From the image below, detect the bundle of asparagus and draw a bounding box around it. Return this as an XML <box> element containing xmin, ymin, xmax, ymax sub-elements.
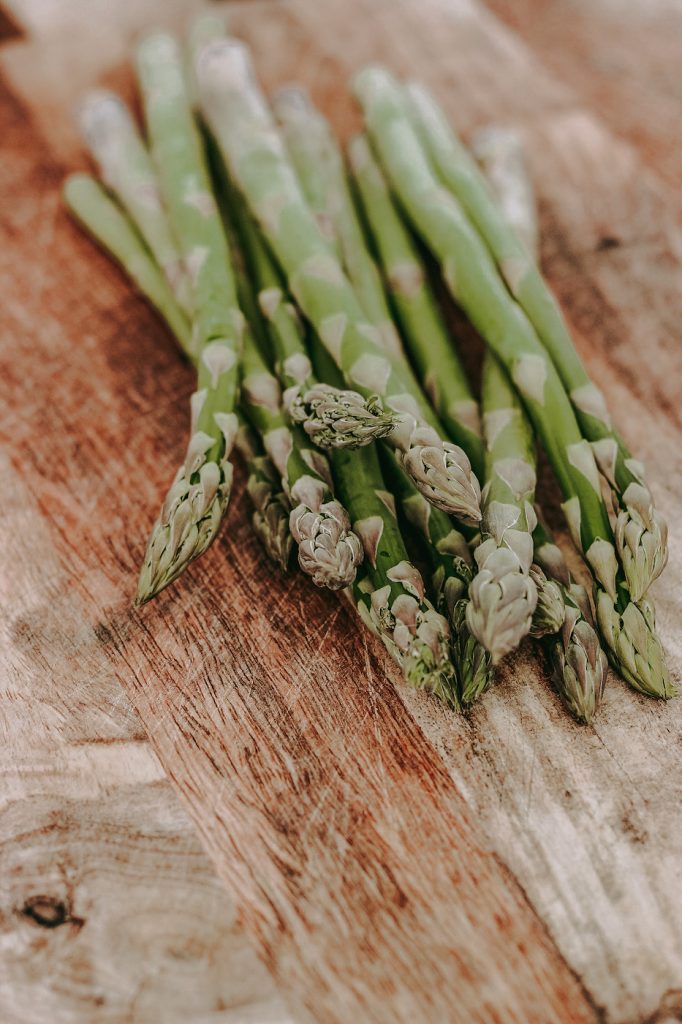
<box><xmin>63</xmin><ymin>19</ymin><xmax>674</xmax><ymax>724</ymax></box>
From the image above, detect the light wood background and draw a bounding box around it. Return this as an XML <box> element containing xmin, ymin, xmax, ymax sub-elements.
<box><xmin>1</xmin><ymin>1</ymin><xmax>681</xmax><ymax>1022</ymax></box>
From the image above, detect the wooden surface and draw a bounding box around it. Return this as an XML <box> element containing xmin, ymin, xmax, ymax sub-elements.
<box><xmin>1</xmin><ymin>1</ymin><xmax>681</xmax><ymax>1022</ymax></box>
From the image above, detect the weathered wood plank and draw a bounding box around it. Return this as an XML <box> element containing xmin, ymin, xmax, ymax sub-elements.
<box><xmin>1</xmin><ymin>0</ymin><xmax>681</xmax><ymax>1021</ymax></box>
<box><xmin>484</xmin><ymin>0</ymin><xmax>682</xmax><ymax>189</ymax></box>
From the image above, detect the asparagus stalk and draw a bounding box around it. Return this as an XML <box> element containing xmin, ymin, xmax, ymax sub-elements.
<box><xmin>533</xmin><ymin>516</ymin><xmax>608</xmax><ymax>723</ymax></box>
<box><xmin>75</xmin><ymin>89</ymin><xmax>194</xmax><ymax>314</ymax></box>
<box><xmin>67</xmin><ymin>163</ymin><xmax>356</xmax><ymax>588</ymax></box>
<box><xmin>234</xmin><ymin>417</ymin><xmax>294</xmax><ymax>572</ymax></box>
<box><xmin>348</xmin><ymin>133</ymin><xmax>485</xmax><ymax>479</ymax></box>
<box><xmin>273</xmin><ymin>87</ymin><xmax>403</xmax><ymax>359</ymax></box>
<box><xmin>64</xmin><ymin>174</ymin><xmax>293</xmax><ymax>573</ymax></box>
<box><xmin>63</xmin><ymin>173</ymin><xmax>192</xmax><ymax>352</ymax></box>
<box><xmin>406</xmin><ymin>81</ymin><xmax>667</xmax><ymax>602</ymax></box>
<box><xmin>228</xmin><ymin>183</ymin><xmax>399</xmax><ymax>448</ymax></box>
<box><xmin>469</xmin><ymin>352</ymin><xmax>538</xmax><ymax>663</ymax></box>
<box><xmin>215</xmin><ymin>172</ymin><xmax>364</xmax><ymax>591</ymax></box>
<box><xmin>196</xmin><ymin>40</ymin><xmax>481</xmax><ymax>526</ymax></box>
<box><xmin>311</xmin><ymin>339</ymin><xmax>457</xmax><ymax>704</ymax></box>
<box><xmin>380</xmin><ymin>451</ymin><xmax>493</xmax><ymax>705</ymax></box>
<box><xmin>471</xmin><ymin>125</ymin><xmax>539</xmax><ymax>260</ymax></box>
<box><xmin>238</xmin><ymin>325</ymin><xmax>363</xmax><ymax>589</ymax></box>
<box><xmin>355</xmin><ymin>66</ymin><xmax>672</xmax><ymax>698</ymax></box>
<box><xmin>132</xmin><ymin>32</ymin><xmax>244</xmax><ymax>602</ymax></box>
<box><xmin>473</xmin><ymin>116</ymin><xmax>609</xmax><ymax>720</ymax></box>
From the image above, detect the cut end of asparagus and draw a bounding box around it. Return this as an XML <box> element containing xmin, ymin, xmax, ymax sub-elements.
<box><xmin>399</xmin><ymin>428</ymin><xmax>482</xmax><ymax>524</ymax></box>
<box><xmin>596</xmin><ymin>590</ymin><xmax>677</xmax><ymax>700</ymax></box>
<box><xmin>75</xmin><ymin>88</ymin><xmax>133</xmax><ymax>154</ymax></box>
<box><xmin>615</xmin><ymin>482</ymin><xmax>669</xmax><ymax>603</ymax></box>
<box><xmin>290</xmin><ymin>498</ymin><xmax>363</xmax><ymax>590</ymax></box>
<box><xmin>136</xmin><ymin>451</ymin><xmax>234</xmax><ymax>605</ymax></box>
<box><xmin>466</xmin><ymin>540</ymin><xmax>538</xmax><ymax>664</ymax></box>
<box><xmin>529</xmin><ymin>564</ymin><xmax>566</xmax><ymax>639</ymax></box>
<box><xmin>286</xmin><ymin>383</ymin><xmax>398</xmax><ymax>449</ymax></box>
<box><xmin>550</xmin><ymin>604</ymin><xmax>607</xmax><ymax>725</ymax></box>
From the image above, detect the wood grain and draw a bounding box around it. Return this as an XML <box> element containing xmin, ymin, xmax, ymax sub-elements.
<box><xmin>1</xmin><ymin>0</ymin><xmax>681</xmax><ymax>1022</ymax></box>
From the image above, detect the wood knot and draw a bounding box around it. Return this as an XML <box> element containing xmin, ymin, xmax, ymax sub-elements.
<box><xmin>20</xmin><ymin>895</ymin><xmax>82</xmax><ymax>930</ymax></box>
<box><xmin>595</xmin><ymin>235</ymin><xmax>621</xmax><ymax>252</ymax></box>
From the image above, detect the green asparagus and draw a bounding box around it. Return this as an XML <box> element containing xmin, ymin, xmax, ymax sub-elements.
<box><xmin>134</xmin><ymin>32</ymin><xmax>244</xmax><ymax>602</ymax></box>
<box><xmin>63</xmin><ymin>173</ymin><xmax>192</xmax><ymax>352</ymax></box>
<box><xmin>355</xmin><ymin>66</ymin><xmax>672</xmax><ymax>698</ymax></box>
<box><xmin>196</xmin><ymin>39</ymin><xmax>481</xmax><ymax>526</ymax></box>
<box><xmin>311</xmin><ymin>340</ymin><xmax>457</xmax><ymax>703</ymax></box>
<box><xmin>76</xmin><ymin>89</ymin><xmax>194</xmax><ymax>314</ymax></box>
<box><xmin>274</xmin><ymin>87</ymin><xmax>403</xmax><ymax>359</ymax></box>
<box><xmin>407</xmin><ymin>80</ymin><xmax>667</xmax><ymax>602</ymax></box>
<box><xmin>473</xmin><ymin>115</ymin><xmax>609</xmax><ymax>720</ymax></box>
<box><xmin>471</xmin><ymin>124</ymin><xmax>539</xmax><ymax>260</ymax></box>
<box><xmin>533</xmin><ymin>516</ymin><xmax>608</xmax><ymax>723</ymax></box>
<box><xmin>348</xmin><ymin>133</ymin><xmax>485</xmax><ymax>479</ymax></box>
<box><xmin>468</xmin><ymin>352</ymin><xmax>538</xmax><ymax>663</ymax></box>
<box><xmin>235</xmin><ymin>417</ymin><xmax>294</xmax><ymax>572</ymax></box>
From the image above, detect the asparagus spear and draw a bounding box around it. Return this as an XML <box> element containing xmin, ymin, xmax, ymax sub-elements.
<box><xmin>380</xmin><ymin>450</ymin><xmax>493</xmax><ymax>705</ymax></box>
<box><xmin>355</xmin><ymin>67</ymin><xmax>672</xmax><ymax>698</ymax></box>
<box><xmin>195</xmin><ymin>40</ymin><xmax>481</xmax><ymax>526</ymax></box>
<box><xmin>67</xmin><ymin>166</ymin><xmax>357</xmax><ymax>588</ymax></box>
<box><xmin>273</xmin><ymin>87</ymin><xmax>404</xmax><ymax>359</ymax></box>
<box><xmin>468</xmin><ymin>352</ymin><xmax>538</xmax><ymax>663</ymax></box>
<box><xmin>471</xmin><ymin>125</ymin><xmax>539</xmax><ymax>260</ymax></box>
<box><xmin>238</xmin><ymin>323</ymin><xmax>363</xmax><ymax>589</ymax></box>
<box><xmin>63</xmin><ymin>173</ymin><xmax>192</xmax><ymax>351</ymax></box>
<box><xmin>474</xmin><ymin>117</ymin><xmax>609</xmax><ymax>720</ymax></box>
<box><xmin>215</xmin><ymin>171</ymin><xmax>364</xmax><ymax>591</ymax></box>
<box><xmin>311</xmin><ymin>339</ymin><xmax>457</xmax><ymax>704</ymax></box>
<box><xmin>533</xmin><ymin>517</ymin><xmax>608</xmax><ymax>723</ymax></box>
<box><xmin>75</xmin><ymin>89</ymin><xmax>194</xmax><ymax>314</ymax></box>
<box><xmin>348</xmin><ymin>133</ymin><xmax>485</xmax><ymax>479</ymax></box>
<box><xmin>406</xmin><ymin>80</ymin><xmax>667</xmax><ymax>603</ymax></box>
<box><xmin>226</xmin><ymin>183</ymin><xmax>399</xmax><ymax>448</ymax></box>
<box><xmin>132</xmin><ymin>32</ymin><xmax>244</xmax><ymax>602</ymax></box>
<box><xmin>234</xmin><ymin>418</ymin><xmax>294</xmax><ymax>572</ymax></box>
<box><xmin>64</xmin><ymin>174</ymin><xmax>293</xmax><ymax>573</ymax></box>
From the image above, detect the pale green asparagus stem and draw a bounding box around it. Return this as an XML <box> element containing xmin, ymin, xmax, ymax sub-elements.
<box><xmin>134</xmin><ymin>32</ymin><xmax>243</xmax><ymax>603</ymax></box>
<box><xmin>471</xmin><ymin>125</ymin><xmax>539</xmax><ymax>260</ymax></box>
<box><xmin>214</xmin><ymin>172</ymin><xmax>364</xmax><ymax>591</ymax></box>
<box><xmin>234</xmin><ymin>417</ymin><xmax>294</xmax><ymax>572</ymax></box>
<box><xmin>76</xmin><ymin>89</ymin><xmax>194</xmax><ymax>314</ymax></box>
<box><xmin>196</xmin><ymin>40</ymin><xmax>481</xmax><ymax>526</ymax></box>
<box><xmin>273</xmin><ymin>87</ymin><xmax>403</xmax><ymax>358</ymax></box>
<box><xmin>66</xmin><ymin>170</ymin><xmax>296</xmax><ymax>575</ymax></box>
<box><xmin>474</xmin><ymin>118</ymin><xmax>609</xmax><ymax>720</ymax></box>
<box><xmin>312</xmin><ymin>340</ymin><xmax>457</xmax><ymax>704</ymax></box>
<box><xmin>407</xmin><ymin>81</ymin><xmax>667</xmax><ymax>602</ymax></box>
<box><xmin>349</xmin><ymin>132</ymin><xmax>485</xmax><ymax>478</ymax></box>
<box><xmin>227</xmin><ymin>184</ymin><xmax>398</xmax><ymax>448</ymax></box>
<box><xmin>239</xmin><ymin>328</ymin><xmax>362</xmax><ymax>589</ymax></box>
<box><xmin>468</xmin><ymin>353</ymin><xmax>538</xmax><ymax>663</ymax></box>
<box><xmin>355</xmin><ymin>66</ymin><xmax>672</xmax><ymax>698</ymax></box>
<box><xmin>533</xmin><ymin>516</ymin><xmax>608</xmax><ymax>723</ymax></box>
<box><xmin>63</xmin><ymin>173</ymin><xmax>192</xmax><ymax>352</ymax></box>
<box><xmin>380</xmin><ymin>449</ymin><xmax>493</xmax><ymax>705</ymax></box>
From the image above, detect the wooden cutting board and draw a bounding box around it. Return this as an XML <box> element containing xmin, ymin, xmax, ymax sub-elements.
<box><xmin>1</xmin><ymin>1</ymin><xmax>681</xmax><ymax>1022</ymax></box>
